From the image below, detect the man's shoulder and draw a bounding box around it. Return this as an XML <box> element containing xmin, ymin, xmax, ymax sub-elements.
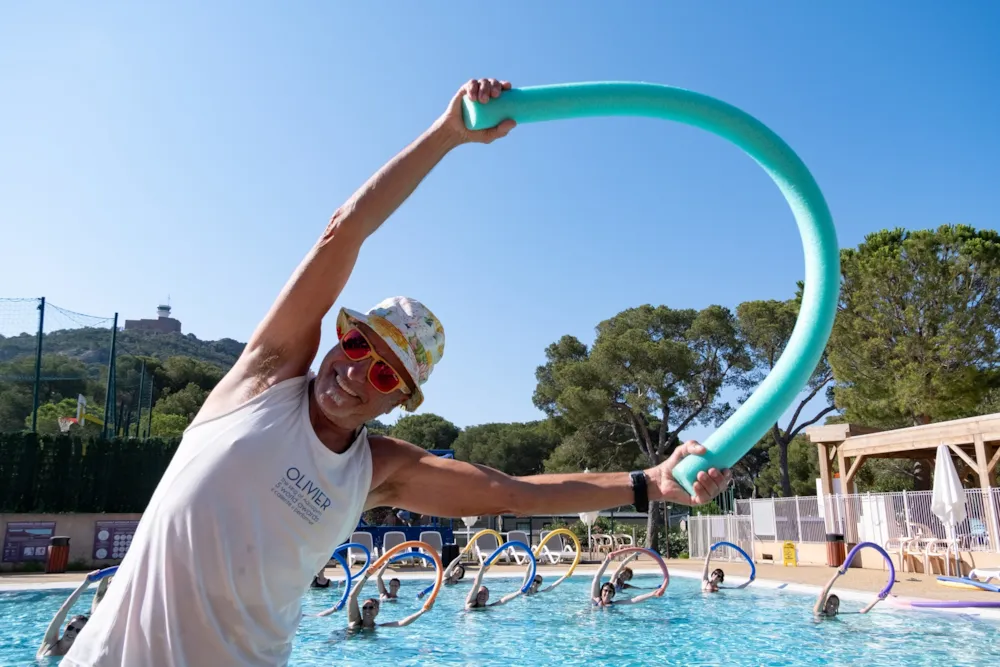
<box><xmin>368</xmin><ymin>434</ymin><xmax>425</xmax><ymax>460</ymax></box>
<box><xmin>366</xmin><ymin>434</ymin><xmax>430</xmax><ymax>493</ymax></box>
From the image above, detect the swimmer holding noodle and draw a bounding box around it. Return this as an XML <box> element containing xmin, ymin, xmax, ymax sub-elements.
<box><xmin>464</xmin><ymin>566</ymin><xmax>525</xmax><ymax>610</ymax></box>
<box><xmin>813</xmin><ymin>571</ymin><xmax>880</xmax><ymax>619</ymax></box>
<box><xmin>37</xmin><ymin>570</ymin><xmax>106</xmax><ymax>659</ymax></box>
<box><xmin>591</xmin><ymin>554</ymin><xmax>662</xmax><ymax>607</ymax></box>
<box><xmin>63</xmin><ymin>78</ymin><xmax>730</xmax><ymax>667</ymax></box>
<box><xmin>345</xmin><ymin>560</ymin><xmax>428</xmax><ymax>631</ymax></box>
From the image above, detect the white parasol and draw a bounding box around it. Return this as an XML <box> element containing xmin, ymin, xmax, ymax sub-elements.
<box><xmin>931</xmin><ymin>443</ymin><xmax>967</xmax><ymax>576</ymax></box>
<box><xmin>578</xmin><ymin>469</ymin><xmax>601</xmax><ymax>560</ymax></box>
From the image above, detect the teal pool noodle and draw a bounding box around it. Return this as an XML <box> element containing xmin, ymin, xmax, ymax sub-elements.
<box><xmin>463</xmin><ymin>83</ymin><xmax>839</xmax><ymax>496</ymax></box>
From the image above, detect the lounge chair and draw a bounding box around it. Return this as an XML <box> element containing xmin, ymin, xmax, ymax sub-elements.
<box><xmin>381</xmin><ymin>530</ymin><xmax>410</xmax><ymax>563</ymax></box>
<box><xmin>473</xmin><ymin>532</ymin><xmax>503</xmax><ymax>565</ymax></box>
<box><xmin>970</xmin><ymin>568</ymin><xmax>1000</xmax><ymax>584</ymax></box>
<box><xmin>534</xmin><ymin>530</ymin><xmax>575</xmax><ymax>564</ymax></box>
<box><xmin>506</xmin><ymin>531</ymin><xmax>531</xmax><ymax>564</ymax></box>
<box><xmin>347</xmin><ymin>531</ymin><xmax>375</xmax><ymax>565</ymax></box>
<box><xmin>418</xmin><ymin>531</ymin><xmax>444</xmax><ymax>560</ymax></box>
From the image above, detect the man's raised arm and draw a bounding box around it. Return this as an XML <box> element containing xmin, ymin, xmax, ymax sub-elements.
<box><xmin>233</xmin><ymin>79</ymin><xmax>517</xmax><ymax>389</ymax></box>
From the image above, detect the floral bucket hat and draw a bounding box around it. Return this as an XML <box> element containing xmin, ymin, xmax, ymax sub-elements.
<box><xmin>336</xmin><ymin>296</ymin><xmax>445</xmax><ymax>412</ymax></box>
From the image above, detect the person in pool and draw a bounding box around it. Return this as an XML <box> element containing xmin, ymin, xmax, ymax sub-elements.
<box><xmin>377</xmin><ymin>571</ymin><xmax>401</xmax><ymax>601</ymax></box>
<box><xmin>609</xmin><ymin>553</ymin><xmax>656</xmax><ymax>593</ymax></box>
<box><xmin>444</xmin><ymin>563</ymin><xmax>466</xmax><ymax>585</ymax></box>
<box><xmin>346</xmin><ymin>572</ymin><xmax>424</xmax><ymax>631</ymax></box>
<box><xmin>62</xmin><ymin>76</ymin><xmax>731</xmax><ymax>667</ymax></box>
<box><xmin>700</xmin><ymin>548</ymin><xmax>753</xmax><ymax>592</ymax></box>
<box><xmin>311</xmin><ymin>569</ymin><xmax>332</xmax><ymax>589</ymax></box>
<box><xmin>418</xmin><ymin>562</ymin><xmax>465</xmax><ymax>599</ymax></box>
<box><xmin>36</xmin><ymin>570</ymin><xmax>102</xmax><ymax>658</ymax></box>
<box><xmin>591</xmin><ymin>554</ymin><xmax>662</xmax><ymax>607</ymax></box>
<box><xmin>347</xmin><ymin>597</ymin><xmax>381</xmax><ymax>631</ymax></box>
<box><xmin>465</xmin><ymin>566</ymin><xmax>525</xmax><ymax>610</ymax></box>
<box><xmin>813</xmin><ymin>570</ymin><xmax>881</xmax><ymax>619</ymax></box>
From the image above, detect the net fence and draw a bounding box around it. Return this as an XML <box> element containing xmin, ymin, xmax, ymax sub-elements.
<box><xmin>0</xmin><ymin>297</ymin><xmax>118</xmax><ymax>435</ymax></box>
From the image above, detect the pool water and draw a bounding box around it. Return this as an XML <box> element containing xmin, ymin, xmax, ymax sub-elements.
<box><xmin>3</xmin><ymin>574</ymin><xmax>1000</xmax><ymax>666</ymax></box>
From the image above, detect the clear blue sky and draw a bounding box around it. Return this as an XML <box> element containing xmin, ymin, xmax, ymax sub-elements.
<box><xmin>2</xmin><ymin>2</ymin><xmax>998</xmax><ymax>438</ymax></box>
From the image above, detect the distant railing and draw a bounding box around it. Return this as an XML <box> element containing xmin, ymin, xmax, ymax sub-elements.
<box><xmin>689</xmin><ymin>487</ymin><xmax>1000</xmax><ymax>558</ymax></box>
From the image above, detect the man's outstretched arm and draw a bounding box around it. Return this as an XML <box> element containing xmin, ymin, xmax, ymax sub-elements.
<box><xmin>231</xmin><ymin>79</ymin><xmax>517</xmax><ymax>388</ymax></box>
<box><xmin>368</xmin><ymin>437</ymin><xmax>731</xmax><ymax>517</ymax></box>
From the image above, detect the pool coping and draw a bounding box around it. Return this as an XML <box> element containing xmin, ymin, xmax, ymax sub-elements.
<box><xmin>4</xmin><ymin>565</ymin><xmax>999</xmax><ymax>623</ymax></box>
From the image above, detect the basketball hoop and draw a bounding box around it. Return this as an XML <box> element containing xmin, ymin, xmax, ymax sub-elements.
<box><xmin>58</xmin><ymin>417</ymin><xmax>78</xmax><ymax>433</ymax></box>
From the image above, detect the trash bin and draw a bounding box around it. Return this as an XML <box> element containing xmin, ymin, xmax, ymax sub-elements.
<box><xmin>46</xmin><ymin>536</ymin><xmax>71</xmax><ymax>574</ymax></box>
<box><xmin>825</xmin><ymin>534</ymin><xmax>845</xmax><ymax>568</ymax></box>
<box><xmin>442</xmin><ymin>543</ymin><xmax>460</xmax><ymax>565</ymax></box>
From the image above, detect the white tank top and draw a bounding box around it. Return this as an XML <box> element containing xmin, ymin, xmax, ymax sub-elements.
<box><xmin>63</xmin><ymin>376</ymin><xmax>373</xmax><ymax>667</ymax></box>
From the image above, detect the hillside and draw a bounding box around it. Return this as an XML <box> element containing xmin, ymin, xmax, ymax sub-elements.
<box><xmin>0</xmin><ymin>327</ymin><xmax>246</xmax><ymax>432</ymax></box>
<box><xmin>0</xmin><ymin>327</ymin><xmax>244</xmax><ymax>368</ymax></box>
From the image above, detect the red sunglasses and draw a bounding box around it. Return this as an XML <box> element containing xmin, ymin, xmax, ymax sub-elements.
<box><xmin>339</xmin><ymin>327</ymin><xmax>411</xmax><ymax>396</ymax></box>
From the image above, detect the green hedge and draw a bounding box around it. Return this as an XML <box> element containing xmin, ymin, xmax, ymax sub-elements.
<box><xmin>0</xmin><ymin>432</ymin><xmax>179</xmax><ymax>513</ymax></box>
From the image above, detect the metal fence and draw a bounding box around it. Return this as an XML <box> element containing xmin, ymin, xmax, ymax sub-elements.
<box><xmin>689</xmin><ymin>487</ymin><xmax>1000</xmax><ymax>558</ymax></box>
<box><xmin>688</xmin><ymin>513</ymin><xmax>754</xmax><ymax>561</ymax></box>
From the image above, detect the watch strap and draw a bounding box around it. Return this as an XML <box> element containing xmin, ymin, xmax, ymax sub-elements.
<box><xmin>629</xmin><ymin>470</ymin><xmax>649</xmax><ymax>512</ymax></box>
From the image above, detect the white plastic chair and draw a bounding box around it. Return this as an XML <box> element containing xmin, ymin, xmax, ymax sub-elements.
<box><xmin>535</xmin><ymin>530</ymin><xmax>574</xmax><ymax>564</ymax></box>
<box><xmin>883</xmin><ymin>536</ymin><xmax>912</xmax><ymax>573</ymax></box>
<box><xmin>382</xmin><ymin>530</ymin><xmax>409</xmax><ymax>563</ymax></box>
<box><xmin>613</xmin><ymin>533</ymin><xmax>634</xmax><ymax>549</ymax></box>
<box><xmin>506</xmin><ymin>531</ymin><xmax>531</xmax><ymax>564</ymax></box>
<box><xmin>348</xmin><ymin>531</ymin><xmax>375</xmax><ymax>565</ymax></box>
<box><xmin>904</xmin><ymin>522</ymin><xmax>948</xmax><ymax>575</ymax></box>
<box><xmin>473</xmin><ymin>532</ymin><xmax>503</xmax><ymax>565</ymax></box>
<box><xmin>970</xmin><ymin>568</ymin><xmax>1000</xmax><ymax>583</ymax></box>
<box><xmin>418</xmin><ymin>531</ymin><xmax>443</xmax><ymax>560</ymax></box>
<box><xmin>591</xmin><ymin>534</ymin><xmax>614</xmax><ymax>557</ymax></box>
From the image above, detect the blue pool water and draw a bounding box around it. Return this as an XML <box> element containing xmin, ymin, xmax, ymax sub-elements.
<box><xmin>3</xmin><ymin>574</ymin><xmax>1000</xmax><ymax>666</ymax></box>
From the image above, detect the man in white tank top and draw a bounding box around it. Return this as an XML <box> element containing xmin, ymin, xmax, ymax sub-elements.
<box><xmin>63</xmin><ymin>78</ymin><xmax>731</xmax><ymax>667</ymax></box>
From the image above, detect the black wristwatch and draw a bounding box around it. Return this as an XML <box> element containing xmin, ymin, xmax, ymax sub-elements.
<box><xmin>629</xmin><ymin>470</ymin><xmax>649</xmax><ymax>512</ymax></box>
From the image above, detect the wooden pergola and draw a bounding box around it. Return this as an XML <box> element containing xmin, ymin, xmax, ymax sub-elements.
<box><xmin>806</xmin><ymin>414</ymin><xmax>1000</xmax><ymax>548</ymax></box>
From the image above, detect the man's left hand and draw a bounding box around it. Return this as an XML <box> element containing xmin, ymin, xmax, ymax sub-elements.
<box><xmin>647</xmin><ymin>441</ymin><xmax>731</xmax><ymax>506</ymax></box>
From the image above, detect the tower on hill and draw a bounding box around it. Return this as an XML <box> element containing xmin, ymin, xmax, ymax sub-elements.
<box><xmin>125</xmin><ymin>301</ymin><xmax>182</xmax><ymax>334</ymax></box>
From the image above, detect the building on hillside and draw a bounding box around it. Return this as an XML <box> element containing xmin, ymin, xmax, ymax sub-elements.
<box><xmin>124</xmin><ymin>303</ymin><xmax>182</xmax><ymax>334</ymax></box>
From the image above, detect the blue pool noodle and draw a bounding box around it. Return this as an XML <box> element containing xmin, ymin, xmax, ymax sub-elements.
<box><xmin>937</xmin><ymin>575</ymin><xmax>1000</xmax><ymax>593</ymax></box>
<box><xmin>484</xmin><ymin>540</ymin><xmax>537</xmax><ymax>593</ymax></box>
<box><xmin>329</xmin><ymin>551</ymin><xmax>352</xmax><ymax>612</ymax></box>
<box><xmin>87</xmin><ymin>566</ymin><xmax>118</xmax><ymax>583</ymax></box>
<box><xmin>463</xmin><ymin>83</ymin><xmax>839</xmax><ymax>495</ymax></box>
<box><xmin>710</xmin><ymin>541</ymin><xmax>756</xmax><ymax>582</ymax></box>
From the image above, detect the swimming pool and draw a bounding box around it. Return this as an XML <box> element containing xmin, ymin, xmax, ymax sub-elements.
<box><xmin>3</xmin><ymin>572</ymin><xmax>999</xmax><ymax>665</ymax></box>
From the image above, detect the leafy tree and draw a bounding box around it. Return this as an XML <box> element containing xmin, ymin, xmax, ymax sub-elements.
<box><xmin>754</xmin><ymin>434</ymin><xmax>820</xmax><ymax>497</ymax></box>
<box><xmin>452</xmin><ymin>422</ymin><xmax>560</xmax><ymax>477</ymax></box>
<box><xmin>729</xmin><ymin>440</ymin><xmax>770</xmax><ymax>498</ymax></box>
<box><xmin>0</xmin><ymin>386</ymin><xmax>33</xmax><ymax>432</ymax></box>
<box><xmin>854</xmin><ymin>460</ymin><xmax>917</xmax><ymax>493</ymax></box>
<box><xmin>154</xmin><ymin>383</ymin><xmax>209</xmax><ymax>422</ymax></box>
<box><xmin>543</xmin><ymin>422</ymin><xmax>646</xmax><ymax>474</ymax></box>
<box><xmin>534</xmin><ymin>305</ymin><xmax>749</xmax><ymax>550</ymax></box>
<box><xmin>389</xmin><ymin>413</ymin><xmax>460</xmax><ymax>450</ymax></box>
<box><xmin>150</xmin><ymin>412</ymin><xmax>189</xmax><ymax>438</ymax></box>
<box><xmin>157</xmin><ymin>357</ymin><xmax>224</xmax><ymax>397</ymax></box>
<box><xmin>0</xmin><ymin>323</ymin><xmax>240</xmax><ymax>436</ymax></box>
<box><xmin>830</xmin><ymin>225</ymin><xmax>1000</xmax><ymax>428</ymax></box>
<box><xmin>366</xmin><ymin>419</ymin><xmax>390</xmax><ymax>435</ymax></box>
<box><xmin>737</xmin><ymin>298</ymin><xmax>836</xmax><ymax>496</ymax></box>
